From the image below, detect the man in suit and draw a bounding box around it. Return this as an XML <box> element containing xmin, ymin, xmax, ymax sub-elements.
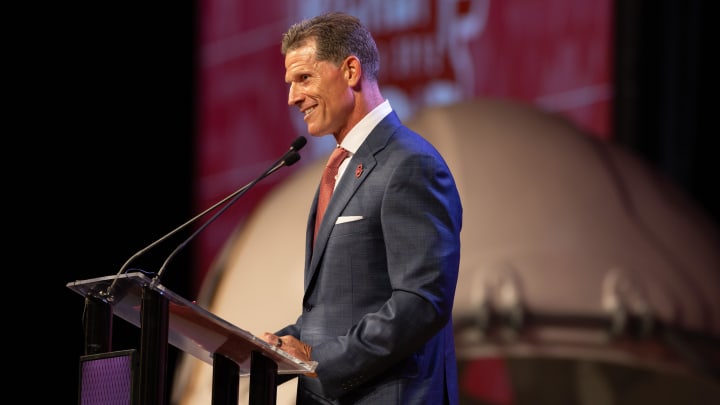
<box><xmin>262</xmin><ymin>12</ymin><xmax>463</xmax><ymax>404</ymax></box>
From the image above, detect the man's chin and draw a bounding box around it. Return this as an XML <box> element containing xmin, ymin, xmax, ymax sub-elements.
<box><xmin>306</xmin><ymin>127</ymin><xmax>329</xmax><ymax>137</ymax></box>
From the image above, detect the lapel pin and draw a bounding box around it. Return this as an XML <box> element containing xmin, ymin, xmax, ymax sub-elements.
<box><xmin>355</xmin><ymin>163</ymin><xmax>363</xmax><ymax>178</ymax></box>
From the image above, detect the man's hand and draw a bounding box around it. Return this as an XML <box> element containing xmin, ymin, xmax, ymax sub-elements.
<box><xmin>262</xmin><ymin>332</ymin><xmax>313</xmax><ymax>362</ymax></box>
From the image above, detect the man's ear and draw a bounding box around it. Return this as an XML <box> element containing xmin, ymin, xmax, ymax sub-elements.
<box><xmin>344</xmin><ymin>56</ymin><xmax>361</xmax><ymax>86</ymax></box>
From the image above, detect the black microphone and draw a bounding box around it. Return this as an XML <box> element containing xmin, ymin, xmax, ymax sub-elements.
<box><xmin>104</xmin><ymin>136</ymin><xmax>307</xmax><ymax>297</ymax></box>
<box><xmin>288</xmin><ymin>135</ymin><xmax>308</xmax><ymax>154</ymax></box>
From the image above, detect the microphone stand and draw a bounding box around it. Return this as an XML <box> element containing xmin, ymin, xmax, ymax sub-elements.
<box><xmin>76</xmin><ymin>136</ymin><xmax>307</xmax><ymax>405</ymax></box>
<box><xmin>150</xmin><ymin>151</ymin><xmax>300</xmax><ymax>288</ymax></box>
<box><xmin>103</xmin><ymin>136</ymin><xmax>305</xmax><ymax>299</ymax></box>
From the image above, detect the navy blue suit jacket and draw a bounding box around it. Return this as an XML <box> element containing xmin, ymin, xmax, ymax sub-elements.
<box><xmin>277</xmin><ymin>111</ymin><xmax>463</xmax><ymax>404</ymax></box>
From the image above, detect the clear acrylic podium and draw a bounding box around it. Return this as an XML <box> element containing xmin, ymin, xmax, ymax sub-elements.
<box><xmin>68</xmin><ymin>271</ymin><xmax>317</xmax><ymax>405</ymax></box>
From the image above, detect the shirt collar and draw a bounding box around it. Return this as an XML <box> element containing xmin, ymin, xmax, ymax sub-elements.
<box><xmin>339</xmin><ymin>100</ymin><xmax>392</xmax><ymax>154</ymax></box>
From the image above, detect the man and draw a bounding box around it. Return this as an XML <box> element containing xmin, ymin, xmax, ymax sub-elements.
<box><xmin>262</xmin><ymin>12</ymin><xmax>463</xmax><ymax>404</ymax></box>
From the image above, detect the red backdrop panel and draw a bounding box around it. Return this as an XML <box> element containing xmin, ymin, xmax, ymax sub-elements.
<box><xmin>193</xmin><ymin>0</ymin><xmax>612</xmax><ymax>292</ymax></box>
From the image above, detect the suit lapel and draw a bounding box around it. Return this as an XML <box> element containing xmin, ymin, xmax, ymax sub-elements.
<box><xmin>304</xmin><ymin>112</ymin><xmax>403</xmax><ymax>294</ymax></box>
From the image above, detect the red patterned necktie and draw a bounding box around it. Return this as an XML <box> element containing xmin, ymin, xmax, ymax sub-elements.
<box><xmin>314</xmin><ymin>146</ymin><xmax>350</xmax><ymax>241</ymax></box>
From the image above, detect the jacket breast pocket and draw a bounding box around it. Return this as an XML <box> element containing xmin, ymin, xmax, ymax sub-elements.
<box><xmin>331</xmin><ymin>215</ymin><xmax>378</xmax><ymax>237</ymax></box>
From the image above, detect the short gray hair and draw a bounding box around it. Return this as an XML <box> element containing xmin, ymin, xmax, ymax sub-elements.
<box><xmin>281</xmin><ymin>12</ymin><xmax>380</xmax><ymax>82</ymax></box>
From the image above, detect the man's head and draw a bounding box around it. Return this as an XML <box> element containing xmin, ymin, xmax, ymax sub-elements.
<box><xmin>282</xmin><ymin>12</ymin><xmax>383</xmax><ymax>141</ymax></box>
<box><xmin>282</xmin><ymin>12</ymin><xmax>379</xmax><ymax>81</ymax></box>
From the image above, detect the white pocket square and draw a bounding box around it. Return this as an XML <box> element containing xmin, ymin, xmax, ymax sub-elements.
<box><xmin>336</xmin><ymin>215</ymin><xmax>363</xmax><ymax>224</ymax></box>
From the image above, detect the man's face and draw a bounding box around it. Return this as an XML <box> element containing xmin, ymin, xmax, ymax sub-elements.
<box><xmin>284</xmin><ymin>39</ymin><xmax>354</xmax><ymax>137</ymax></box>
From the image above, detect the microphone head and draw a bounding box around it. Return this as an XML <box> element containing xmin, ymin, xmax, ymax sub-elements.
<box><xmin>284</xmin><ymin>152</ymin><xmax>301</xmax><ymax>166</ymax></box>
<box><xmin>291</xmin><ymin>136</ymin><xmax>307</xmax><ymax>152</ymax></box>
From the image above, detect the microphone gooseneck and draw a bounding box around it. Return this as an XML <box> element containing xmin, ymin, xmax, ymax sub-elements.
<box><xmin>103</xmin><ymin>136</ymin><xmax>306</xmax><ymax>298</ymax></box>
<box><xmin>150</xmin><ymin>150</ymin><xmax>302</xmax><ymax>287</ymax></box>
